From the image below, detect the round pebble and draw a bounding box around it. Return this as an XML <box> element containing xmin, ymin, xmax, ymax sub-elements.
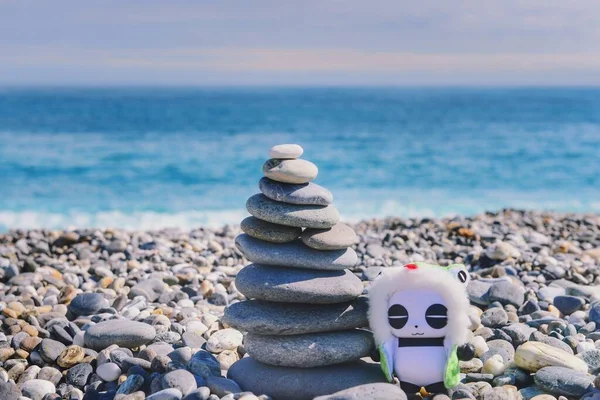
<box><xmin>262</xmin><ymin>159</ymin><xmax>318</xmax><ymax>184</ymax></box>
<box><xmin>269</xmin><ymin>144</ymin><xmax>303</xmax><ymax>159</ymax></box>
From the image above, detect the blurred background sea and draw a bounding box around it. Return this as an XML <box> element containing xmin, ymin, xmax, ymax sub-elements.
<box><xmin>0</xmin><ymin>87</ymin><xmax>599</xmax><ymax>232</ymax></box>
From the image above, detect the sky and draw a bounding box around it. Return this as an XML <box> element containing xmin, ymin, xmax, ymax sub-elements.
<box><xmin>1</xmin><ymin>0</ymin><xmax>600</xmax><ymax>86</ymax></box>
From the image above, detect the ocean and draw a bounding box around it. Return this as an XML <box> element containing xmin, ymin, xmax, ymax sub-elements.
<box><xmin>0</xmin><ymin>87</ymin><xmax>599</xmax><ymax>232</ymax></box>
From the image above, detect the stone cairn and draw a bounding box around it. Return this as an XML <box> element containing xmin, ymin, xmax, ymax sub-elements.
<box><xmin>224</xmin><ymin>144</ymin><xmax>384</xmax><ymax>400</ymax></box>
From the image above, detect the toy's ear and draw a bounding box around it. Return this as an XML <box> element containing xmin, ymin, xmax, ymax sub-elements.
<box><xmin>448</xmin><ymin>264</ymin><xmax>469</xmax><ymax>286</ymax></box>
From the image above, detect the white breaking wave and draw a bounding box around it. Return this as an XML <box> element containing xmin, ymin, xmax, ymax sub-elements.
<box><xmin>0</xmin><ymin>210</ymin><xmax>248</xmax><ymax>232</ymax></box>
<box><xmin>1</xmin><ymin>195</ymin><xmax>599</xmax><ymax>232</ymax></box>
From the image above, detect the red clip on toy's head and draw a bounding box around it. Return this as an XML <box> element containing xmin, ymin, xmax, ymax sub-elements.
<box><xmin>404</xmin><ymin>263</ymin><xmax>418</xmax><ymax>270</ymax></box>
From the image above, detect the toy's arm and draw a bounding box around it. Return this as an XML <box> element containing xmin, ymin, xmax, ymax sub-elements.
<box><xmin>444</xmin><ymin>345</ymin><xmax>460</xmax><ymax>389</ymax></box>
<box><xmin>378</xmin><ymin>338</ymin><xmax>395</xmax><ymax>383</ymax></box>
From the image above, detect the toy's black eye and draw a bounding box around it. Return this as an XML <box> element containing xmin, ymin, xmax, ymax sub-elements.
<box><xmin>457</xmin><ymin>270</ymin><xmax>468</xmax><ymax>283</ymax></box>
<box><xmin>425</xmin><ymin>304</ymin><xmax>448</xmax><ymax>329</ymax></box>
<box><xmin>388</xmin><ymin>304</ymin><xmax>408</xmax><ymax>329</ymax></box>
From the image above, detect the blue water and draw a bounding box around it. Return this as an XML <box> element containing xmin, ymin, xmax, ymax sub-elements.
<box><xmin>0</xmin><ymin>87</ymin><xmax>599</xmax><ymax>231</ymax></box>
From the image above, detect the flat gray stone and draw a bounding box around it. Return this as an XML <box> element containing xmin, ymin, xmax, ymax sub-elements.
<box><xmin>259</xmin><ymin>177</ymin><xmax>333</xmax><ymax>206</ymax></box>
<box><xmin>480</xmin><ymin>339</ymin><xmax>515</xmax><ymax>364</ymax></box>
<box><xmin>313</xmin><ymin>383</ymin><xmax>407</xmax><ymax>400</ymax></box>
<box><xmin>235</xmin><ymin>264</ymin><xmax>363</xmax><ymax>304</ymax></box>
<box><xmin>240</xmin><ymin>216</ymin><xmax>301</xmax><ymax>243</ymax></box>
<box><xmin>263</xmin><ymin>159</ymin><xmax>318</xmax><ymax>184</ymax></box>
<box><xmin>84</xmin><ymin>320</ymin><xmax>156</xmax><ymax>350</ymax></box>
<box><xmin>235</xmin><ymin>234</ymin><xmax>357</xmax><ymax>270</ymax></box>
<box><xmin>269</xmin><ymin>144</ymin><xmax>304</xmax><ymax>159</ymax></box>
<box><xmin>228</xmin><ymin>357</ymin><xmax>386</xmax><ymax>400</ymax></box>
<box><xmin>68</xmin><ymin>293</ymin><xmax>109</xmax><ymax>316</ymax></box>
<box><xmin>301</xmin><ymin>223</ymin><xmax>357</xmax><ymax>251</ymax></box>
<box><xmin>223</xmin><ymin>297</ymin><xmax>369</xmax><ymax>335</ymax></box>
<box><xmin>129</xmin><ymin>278</ymin><xmax>167</xmax><ymax>302</ymax></box>
<box><xmin>487</xmin><ymin>281</ymin><xmax>525</xmax><ymax>307</ymax></box>
<box><xmin>205</xmin><ymin>376</ymin><xmax>241</xmax><ymax>397</ymax></box>
<box><xmin>467</xmin><ymin>280</ymin><xmax>491</xmax><ymax>306</ymax></box>
<box><xmin>161</xmin><ymin>369</ymin><xmax>197</xmax><ymax>396</ymax></box>
<box><xmin>246</xmin><ymin>194</ymin><xmax>339</xmax><ymax>229</ymax></box>
<box><xmin>244</xmin><ymin>330</ymin><xmax>374</xmax><ymax>368</ymax></box>
<box><xmin>39</xmin><ymin>338</ymin><xmax>66</xmax><ymax>363</ymax></box>
<box><xmin>533</xmin><ymin>366</ymin><xmax>593</xmax><ymax>397</ymax></box>
<box><xmin>146</xmin><ymin>388</ymin><xmax>183</xmax><ymax>400</ymax></box>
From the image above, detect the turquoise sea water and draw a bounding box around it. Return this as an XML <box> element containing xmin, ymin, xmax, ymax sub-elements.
<box><xmin>0</xmin><ymin>87</ymin><xmax>599</xmax><ymax>231</ymax></box>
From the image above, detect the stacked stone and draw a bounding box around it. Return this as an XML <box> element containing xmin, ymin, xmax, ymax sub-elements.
<box><xmin>224</xmin><ymin>144</ymin><xmax>384</xmax><ymax>400</ymax></box>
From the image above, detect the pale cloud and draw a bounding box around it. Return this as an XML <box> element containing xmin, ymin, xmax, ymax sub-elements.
<box><xmin>1</xmin><ymin>0</ymin><xmax>599</xmax><ymax>84</ymax></box>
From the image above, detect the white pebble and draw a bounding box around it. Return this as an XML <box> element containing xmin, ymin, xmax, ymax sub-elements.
<box><xmin>269</xmin><ymin>144</ymin><xmax>303</xmax><ymax>159</ymax></box>
<box><xmin>207</xmin><ymin>328</ymin><xmax>243</xmax><ymax>353</ymax></box>
<box><xmin>482</xmin><ymin>354</ymin><xmax>506</xmax><ymax>376</ymax></box>
<box><xmin>97</xmin><ymin>362</ymin><xmax>121</xmax><ymax>382</ymax></box>
<box><xmin>21</xmin><ymin>379</ymin><xmax>55</xmax><ymax>400</ymax></box>
<box><xmin>177</xmin><ymin>299</ymin><xmax>195</xmax><ymax>308</ymax></box>
<box><xmin>577</xmin><ymin>341</ymin><xmax>595</xmax><ymax>353</ymax></box>
<box><xmin>73</xmin><ymin>331</ymin><xmax>85</xmax><ymax>347</ymax></box>
<box><xmin>470</xmin><ymin>336</ymin><xmax>489</xmax><ymax>357</ymax></box>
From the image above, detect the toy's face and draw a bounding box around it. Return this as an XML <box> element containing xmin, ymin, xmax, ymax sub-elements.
<box><xmin>387</xmin><ymin>289</ymin><xmax>448</xmax><ymax>338</ymax></box>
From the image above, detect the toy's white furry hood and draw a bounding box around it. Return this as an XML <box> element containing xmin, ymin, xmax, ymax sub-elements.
<box><xmin>368</xmin><ymin>265</ymin><xmax>470</xmax><ymax>350</ymax></box>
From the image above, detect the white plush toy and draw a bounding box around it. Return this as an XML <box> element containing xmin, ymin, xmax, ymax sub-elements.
<box><xmin>368</xmin><ymin>262</ymin><xmax>473</xmax><ymax>395</ymax></box>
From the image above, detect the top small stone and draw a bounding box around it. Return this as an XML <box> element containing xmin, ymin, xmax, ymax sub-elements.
<box><xmin>269</xmin><ymin>144</ymin><xmax>304</xmax><ymax>159</ymax></box>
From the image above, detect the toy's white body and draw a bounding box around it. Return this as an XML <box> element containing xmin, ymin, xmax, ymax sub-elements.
<box><xmin>395</xmin><ymin>343</ymin><xmax>446</xmax><ymax>386</ymax></box>
<box><xmin>368</xmin><ymin>263</ymin><xmax>471</xmax><ymax>392</ymax></box>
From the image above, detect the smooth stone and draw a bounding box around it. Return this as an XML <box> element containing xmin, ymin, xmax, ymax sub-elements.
<box><xmin>502</xmin><ymin>324</ymin><xmax>536</xmax><ymax>347</ymax></box>
<box><xmin>480</xmin><ymin>308</ymin><xmax>508</xmax><ymax>328</ymax></box>
<box><xmin>39</xmin><ymin>338</ymin><xmax>66</xmax><ymax>363</ymax></box>
<box><xmin>38</xmin><ymin>367</ymin><xmax>62</xmax><ymax>386</ymax></box>
<box><xmin>235</xmin><ymin>234</ymin><xmax>357</xmax><ymax>270</ymax></box>
<box><xmin>97</xmin><ymin>362</ymin><xmax>121</xmax><ymax>382</ymax></box>
<box><xmin>577</xmin><ymin>349</ymin><xmax>600</xmax><ymax>374</ymax></box>
<box><xmin>21</xmin><ymin>380</ymin><xmax>55</xmax><ymax>400</ymax></box>
<box><xmin>519</xmin><ymin>387</ymin><xmax>549</xmax><ymax>400</ymax></box>
<box><xmin>66</xmin><ymin>362</ymin><xmax>93</xmax><ymax>387</ymax></box>
<box><xmin>84</xmin><ymin>320</ymin><xmax>156</xmax><ymax>350</ymax></box>
<box><xmin>187</xmin><ymin>351</ymin><xmax>221</xmax><ymax>379</ymax></box>
<box><xmin>246</xmin><ymin>194</ymin><xmax>339</xmax><ymax>229</ymax></box>
<box><xmin>0</xmin><ymin>381</ymin><xmax>20</xmax><ymax>400</ymax></box>
<box><xmin>68</xmin><ymin>293</ymin><xmax>109</xmax><ymax>316</ymax></box>
<box><xmin>228</xmin><ymin>357</ymin><xmax>386</xmax><ymax>400</ymax></box>
<box><xmin>146</xmin><ymin>388</ymin><xmax>183</xmax><ymax>400</ymax></box>
<box><xmin>129</xmin><ymin>278</ymin><xmax>167</xmax><ymax>302</ymax></box>
<box><xmin>534</xmin><ymin>366</ymin><xmax>593</xmax><ymax>397</ymax></box>
<box><xmin>529</xmin><ymin>331</ymin><xmax>574</xmax><ymax>354</ymax></box>
<box><xmin>263</xmin><ymin>159</ymin><xmax>318</xmax><ymax>184</ymax></box>
<box><xmin>487</xmin><ymin>281</ymin><xmax>525</xmax><ymax>307</ymax></box>
<box><xmin>259</xmin><ymin>177</ymin><xmax>333</xmax><ymax>206</ymax></box>
<box><xmin>313</xmin><ymin>383</ymin><xmax>407</xmax><ymax>400</ymax></box>
<box><xmin>161</xmin><ymin>370</ymin><xmax>197</xmax><ymax>396</ymax></box>
<box><xmin>269</xmin><ymin>144</ymin><xmax>304</xmax><ymax>159</ymax></box>
<box><xmin>117</xmin><ymin>374</ymin><xmax>145</xmax><ymax>395</ymax></box>
<box><xmin>223</xmin><ymin>298</ymin><xmax>368</xmax><ymax>335</ymax></box>
<box><xmin>553</xmin><ymin>295</ymin><xmax>585</xmax><ymax>315</ymax></box>
<box><xmin>57</xmin><ymin>345</ymin><xmax>85</xmax><ymax>368</ymax></box>
<box><xmin>244</xmin><ymin>330</ymin><xmax>374</xmax><ymax>368</ymax></box>
<box><xmin>182</xmin><ymin>387</ymin><xmax>211</xmax><ymax>400</ymax></box>
<box><xmin>205</xmin><ymin>377</ymin><xmax>241</xmax><ymax>397</ymax></box>
<box><xmin>485</xmin><ymin>241</ymin><xmax>521</xmax><ymax>260</ymax></box>
<box><xmin>467</xmin><ymin>281</ymin><xmax>492</xmax><ymax>306</ymax></box>
<box><xmin>206</xmin><ymin>329</ymin><xmax>243</xmax><ymax>353</ymax></box>
<box><xmin>515</xmin><ymin>341</ymin><xmax>588</xmax><ymax>372</ymax></box>
<box><xmin>588</xmin><ymin>302</ymin><xmax>600</xmax><ymax>324</ymax></box>
<box><xmin>480</xmin><ymin>340</ymin><xmax>515</xmax><ymax>364</ymax></box>
<box><xmin>301</xmin><ymin>223</ymin><xmax>357</xmax><ymax>251</ymax></box>
<box><xmin>240</xmin><ymin>217</ymin><xmax>301</xmax><ymax>243</ymax></box>
<box><xmin>234</xmin><ymin>264</ymin><xmax>363</xmax><ymax>304</ymax></box>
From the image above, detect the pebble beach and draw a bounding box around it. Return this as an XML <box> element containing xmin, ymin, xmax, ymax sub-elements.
<box><xmin>1</xmin><ymin>210</ymin><xmax>600</xmax><ymax>400</ymax></box>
